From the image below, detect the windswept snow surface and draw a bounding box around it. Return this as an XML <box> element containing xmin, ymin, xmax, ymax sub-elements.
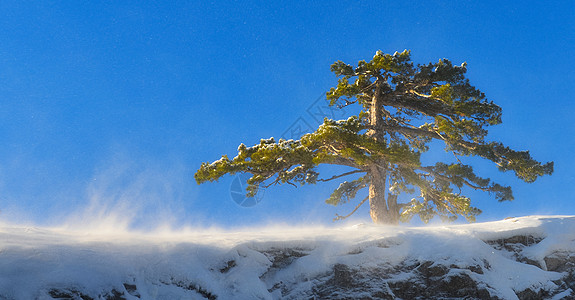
<box><xmin>1</xmin><ymin>216</ymin><xmax>574</xmax><ymax>299</ymax></box>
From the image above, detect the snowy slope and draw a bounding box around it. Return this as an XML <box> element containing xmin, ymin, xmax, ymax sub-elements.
<box><xmin>1</xmin><ymin>216</ymin><xmax>574</xmax><ymax>299</ymax></box>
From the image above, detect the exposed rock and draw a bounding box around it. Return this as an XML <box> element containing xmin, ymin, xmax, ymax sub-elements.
<box><xmin>262</xmin><ymin>247</ymin><xmax>310</xmax><ymax>269</ymax></box>
<box><xmin>483</xmin><ymin>235</ymin><xmax>548</xmax><ymax>269</ymax></box>
<box><xmin>47</xmin><ymin>288</ymin><xmax>126</xmax><ymax>300</ymax></box>
<box><xmin>544</xmin><ymin>252</ymin><xmax>575</xmax><ymax>272</ymax></box>
<box><xmin>122</xmin><ymin>283</ymin><xmax>140</xmax><ymax>298</ymax></box>
<box><xmin>163</xmin><ymin>278</ymin><xmax>217</xmax><ymax>300</ymax></box>
<box><xmin>386</xmin><ymin>261</ymin><xmax>497</xmax><ymax>300</ymax></box>
<box><xmin>484</xmin><ymin>235</ymin><xmax>544</xmax><ymax>252</ymax></box>
<box><xmin>48</xmin><ymin>288</ymin><xmax>95</xmax><ymax>300</ymax></box>
<box><xmin>219</xmin><ymin>259</ymin><xmax>236</xmax><ymax>273</ymax></box>
<box><xmin>515</xmin><ymin>287</ymin><xmax>554</xmax><ymax>300</ymax></box>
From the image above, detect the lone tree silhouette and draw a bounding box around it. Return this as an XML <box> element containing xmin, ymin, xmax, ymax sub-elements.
<box><xmin>195</xmin><ymin>50</ymin><xmax>553</xmax><ymax>225</ymax></box>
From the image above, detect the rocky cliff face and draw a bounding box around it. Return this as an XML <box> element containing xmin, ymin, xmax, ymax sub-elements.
<box><xmin>296</xmin><ymin>236</ymin><xmax>574</xmax><ymax>299</ymax></box>
<box><xmin>1</xmin><ymin>216</ymin><xmax>574</xmax><ymax>299</ymax></box>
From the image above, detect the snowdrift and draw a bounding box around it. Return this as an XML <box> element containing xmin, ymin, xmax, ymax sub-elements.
<box><xmin>1</xmin><ymin>216</ymin><xmax>574</xmax><ymax>299</ymax></box>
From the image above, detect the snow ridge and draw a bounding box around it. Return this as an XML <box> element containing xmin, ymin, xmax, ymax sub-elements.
<box><xmin>1</xmin><ymin>216</ymin><xmax>574</xmax><ymax>299</ymax></box>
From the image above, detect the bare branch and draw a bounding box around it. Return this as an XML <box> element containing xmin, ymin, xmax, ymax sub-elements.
<box><xmin>451</xmin><ymin>152</ymin><xmax>463</xmax><ymax>164</ymax></box>
<box><xmin>333</xmin><ymin>196</ymin><xmax>369</xmax><ymax>221</ymax></box>
<box><xmin>361</xmin><ymin>81</ymin><xmax>377</xmax><ymax>92</ymax></box>
<box><xmin>286</xmin><ymin>181</ymin><xmax>297</xmax><ymax>188</ymax></box>
<box><xmin>317</xmin><ymin>170</ymin><xmax>365</xmax><ymax>182</ymax></box>
<box><xmin>262</xmin><ymin>176</ymin><xmax>281</xmax><ymax>188</ymax></box>
<box><xmin>336</xmin><ymin>99</ymin><xmax>358</xmax><ymax>108</ymax></box>
<box><xmin>407</xmin><ymin>90</ymin><xmax>432</xmax><ymax>98</ymax></box>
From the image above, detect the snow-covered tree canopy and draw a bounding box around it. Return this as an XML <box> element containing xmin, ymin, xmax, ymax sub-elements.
<box><xmin>195</xmin><ymin>50</ymin><xmax>553</xmax><ymax>224</ymax></box>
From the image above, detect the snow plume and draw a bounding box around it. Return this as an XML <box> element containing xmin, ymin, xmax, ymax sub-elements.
<box><xmin>61</xmin><ymin>154</ymin><xmax>189</xmax><ymax>233</ymax></box>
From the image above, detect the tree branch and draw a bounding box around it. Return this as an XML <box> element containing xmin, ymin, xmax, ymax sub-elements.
<box><xmin>336</xmin><ymin>99</ymin><xmax>358</xmax><ymax>108</ymax></box>
<box><xmin>321</xmin><ymin>156</ymin><xmax>363</xmax><ymax>169</ymax></box>
<box><xmin>383</xmin><ymin>93</ymin><xmax>451</xmax><ymax>117</ymax></box>
<box><xmin>380</xmin><ymin>124</ymin><xmax>520</xmax><ymax>170</ymax></box>
<box><xmin>380</xmin><ymin>123</ymin><xmax>483</xmax><ymax>152</ymax></box>
<box><xmin>317</xmin><ymin>169</ymin><xmax>365</xmax><ymax>182</ymax></box>
<box><xmin>407</xmin><ymin>90</ymin><xmax>432</xmax><ymax>98</ymax></box>
<box><xmin>381</xmin><ymin>124</ymin><xmax>443</xmax><ymax>140</ymax></box>
<box><xmin>419</xmin><ymin>166</ymin><xmax>492</xmax><ymax>192</ymax></box>
<box><xmin>333</xmin><ymin>196</ymin><xmax>369</xmax><ymax>221</ymax></box>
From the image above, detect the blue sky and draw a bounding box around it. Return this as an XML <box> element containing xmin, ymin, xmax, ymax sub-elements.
<box><xmin>0</xmin><ymin>1</ymin><xmax>573</xmax><ymax>228</ymax></box>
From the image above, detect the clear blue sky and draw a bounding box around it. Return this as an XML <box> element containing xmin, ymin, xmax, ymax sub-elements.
<box><xmin>0</xmin><ymin>1</ymin><xmax>573</xmax><ymax>228</ymax></box>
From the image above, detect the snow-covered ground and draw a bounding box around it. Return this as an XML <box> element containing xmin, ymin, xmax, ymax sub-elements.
<box><xmin>1</xmin><ymin>216</ymin><xmax>574</xmax><ymax>299</ymax></box>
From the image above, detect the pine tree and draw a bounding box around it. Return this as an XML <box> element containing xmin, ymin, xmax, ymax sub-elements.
<box><xmin>195</xmin><ymin>50</ymin><xmax>553</xmax><ymax>225</ymax></box>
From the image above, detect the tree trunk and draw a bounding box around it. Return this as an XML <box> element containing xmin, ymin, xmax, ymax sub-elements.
<box><xmin>368</xmin><ymin>166</ymin><xmax>400</xmax><ymax>225</ymax></box>
<box><xmin>367</xmin><ymin>78</ymin><xmax>400</xmax><ymax>225</ymax></box>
